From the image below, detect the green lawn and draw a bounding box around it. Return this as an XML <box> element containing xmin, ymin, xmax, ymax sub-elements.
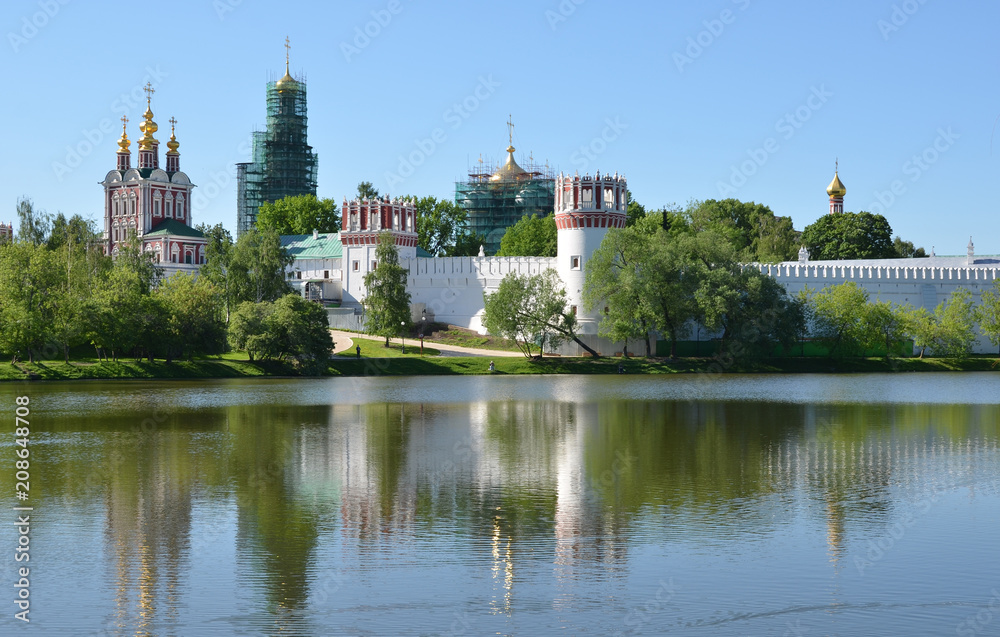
<box><xmin>335</xmin><ymin>337</ymin><xmax>441</xmax><ymax>359</ymax></box>
<box><xmin>0</xmin><ymin>353</ymin><xmax>997</xmax><ymax>382</ymax></box>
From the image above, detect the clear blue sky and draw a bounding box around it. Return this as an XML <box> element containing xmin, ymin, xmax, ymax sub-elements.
<box><xmin>5</xmin><ymin>0</ymin><xmax>999</xmax><ymax>254</ymax></box>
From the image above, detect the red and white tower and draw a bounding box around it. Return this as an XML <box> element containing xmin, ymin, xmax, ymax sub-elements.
<box><xmin>100</xmin><ymin>83</ymin><xmax>206</xmax><ymax>273</ymax></box>
<box><xmin>340</xmin><ymin>196</ymin><xmax>418</xmax><ymax>307</ymax></box>
<box><xmin>554</xmin><ymin>170</ymin><xmax>627</xmax><ymax>332</ymax></box>
<box><xmin>827</xmin><ymin>164</ymin><xmax>846</xmax><ymax>214</ymax></box>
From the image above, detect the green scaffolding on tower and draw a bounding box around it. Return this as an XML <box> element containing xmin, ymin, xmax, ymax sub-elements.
<box><xmin>455</xmin><ymin>148</ymin><xmax>555</xmax><ymax>255</ymax></box>
<box><xmin>236</xmin><ymin>66</ymin><xmax>318</xmax><ymax>237</ymax></box>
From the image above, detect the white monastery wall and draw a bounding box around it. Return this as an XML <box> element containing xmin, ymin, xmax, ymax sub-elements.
<box><xmin>402</xmin><ymin>256</ymin><xmax>557</xmax><ymax>333</ymax></box>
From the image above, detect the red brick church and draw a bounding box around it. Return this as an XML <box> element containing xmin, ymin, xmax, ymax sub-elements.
<box><xmin>100</xmin><ymin>83</ymin><xmax>206</xmax><ymax>273</ymax></box>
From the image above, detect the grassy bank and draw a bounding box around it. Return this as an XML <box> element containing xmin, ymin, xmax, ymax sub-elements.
<box><xmin>2</xmin><ymin>354</ymin><xmax>996</xmax><ymax>382</ymax></box>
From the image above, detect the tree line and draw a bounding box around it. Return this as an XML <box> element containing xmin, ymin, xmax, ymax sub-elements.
<box><xmin>0</xmin><ymin>198</ymin><xmax>330</xmax><ymax>371</ymax></box>
<box><xmin>482</xmin><ymin>206</ymin><xmax>1000</xmax><ymax>361</ymax></box>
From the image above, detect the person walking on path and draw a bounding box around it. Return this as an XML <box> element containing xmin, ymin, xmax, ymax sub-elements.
<box><xmin>356</xmin><ymin>345</ymin><xmax>361</xmax><ymax>358</ymax></box>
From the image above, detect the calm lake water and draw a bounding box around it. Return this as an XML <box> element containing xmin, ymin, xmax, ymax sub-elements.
<box><xmin>2</xmin><ymin>373</ymin><xmax>1000</xmax><ymax>636</ymax></box>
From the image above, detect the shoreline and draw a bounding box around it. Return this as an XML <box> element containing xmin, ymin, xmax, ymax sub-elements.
<box><xmin>1</xmin><ymin>354</ymin><xmax>997</xmax><ymax>382</ymax></box>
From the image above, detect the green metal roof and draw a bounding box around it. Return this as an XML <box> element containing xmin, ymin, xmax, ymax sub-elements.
<box><xmin>280</xmin><ymin>233</ymin><xmax>343</xmax><ymax>260</ymax></box>
<box><xmin>416</xmin><ymin>246</ymin><xmax>433</xmax><ymax>258</ymax></box>
<box><xmin>144</xmin><ymin>218</ymin><xmax>206</xmax><ymax>239</ymax></box>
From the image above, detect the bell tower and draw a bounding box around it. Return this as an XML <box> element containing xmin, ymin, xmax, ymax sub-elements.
<box><xmin>827</xmin><ymin>161</ymin><xmax>846</xmax><ymax>214</ymax></box>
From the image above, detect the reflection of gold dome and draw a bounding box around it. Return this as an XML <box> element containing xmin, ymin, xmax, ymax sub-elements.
<box><xmin>826</xmin><ymin>171</ymin><xmax>846</xmax><ymax>197</ymax></box>
<box><xmin>490</xmin><ymin>146</ymin><xmax>529</xmax><ymax>182</ymax></box>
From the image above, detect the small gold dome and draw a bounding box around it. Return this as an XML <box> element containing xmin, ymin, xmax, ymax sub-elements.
<box><xmin>117</xmin><ymin>117</ymin><xmax>130</xmax><ymax>154</ymax></box>
<box><xmin>826</xmin><ymin>171</ymin><xmax>846</xmax><ymax>197</ymax></box>
<box><xmin>490</xmin><ymin>146</ymin><xmax>529</xmax><ymax>182</ymax></box>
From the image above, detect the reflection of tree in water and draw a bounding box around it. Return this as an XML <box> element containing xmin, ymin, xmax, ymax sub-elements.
<box><xmin>230</xmin><ymin>404</ymin><xmax>331</xmax><ymax>633</ymax></box>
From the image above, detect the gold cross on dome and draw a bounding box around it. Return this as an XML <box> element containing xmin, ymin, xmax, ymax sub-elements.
<box><xmin>506</xmin><ymin>114</ymin><xmax>514</xmax><ymax>146</ymax></box>
<box><xmin>169</xmin><ymin>117</ymin><xmax>177</xmax><ymax>133</ymax></box>
<box><xmin>143</xmin><ymin>82</ymin><xmax>155</xmax><ymax>105</ymax></box>
<box><xmin>121</xmin><ymin>115</ymin><xmax>128</xmax><ymax>128</ymax></box>
<box><xmin>285</xmin><ymin>36</ymin><xmax>291</xmax><ymax>65</ymax></box>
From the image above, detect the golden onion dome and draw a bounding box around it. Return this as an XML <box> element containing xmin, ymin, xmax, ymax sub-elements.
<box><xmin>166</xmin><ymin>118</ymin><xmax>179</xmax><ymax>155</ymax></box>
<box><xmin>276</xmin><ymin>69</ymin><xmax>299</xmax><ymax>90</ymax></box>
<box><xmin>490</xmin><ymin>146</ymin><xmax>529</xmax><ymax>182</ymax></box>
<box><xmin>117</xmin><ymin>118</ymin><xmax>130</xmax><ymax>154</ymax></box>
<box><xmin>826</xmin><ymin>171</ymin><xmax>846</xmax><ymax>197</ymax></box>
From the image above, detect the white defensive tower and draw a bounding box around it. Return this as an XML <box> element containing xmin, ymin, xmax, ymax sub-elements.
<box><xmin>554</xmin><ymin>170</ymin><xmax>627</xmax><ymax>333</ymax></box>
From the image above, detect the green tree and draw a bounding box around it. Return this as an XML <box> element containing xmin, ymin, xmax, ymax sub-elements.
<box><xmin>156</xmin><ymin>273</ymin><xmax>226</xmax><ymax>362</ymax></box>
<box><xmin>15</xmin><ymin>196</ymin><xmax>50</xmax><ymax>246</ymax></box>
<box><xmin>0</xmin><ymin>242</ymin><xmax>59</xmax><ymax>362</ymax></box>
<box><xmin>806</xmin><ymin>281</ymin><xmax>872</xmax><ymax>357</ymax></box>
<box><xmin>256</xmin><ymin>194</ymin><xmax>339</xmax><ymax>235</ymax></box>
<box><xmin>49</xmin><ymin>233</ymin><xmax>107</xmax><ymax>362</ymax></box>
<box><xmin>356</xmin><ymin>181</ymin><xmax>379</xmax><ymax>201</ymax></box>
<box><xmin>644</xmin><ymin>232</ymin><xmax>703</xmax><ymax>358</ymax></box>
<box><xmin>91</xmin><ymin>263</ymin><xmax>152</xmax><ymax>361</ymax></box>
<box><xmin>269</xmin><ymin>293</ymin><xmax>332</xmax><ymax>373</ymax></box>
<box><xmin>687</xmin><ymin>198</ymin><xmax>796</xmax><ymax>262</ymax></box>
<box><xmin>862</xmin><ymin>299</ymin><xmax>907</xmax><ymax>357</ymax></box>
<box><xmin>901</xmin><ymin>305</ymin><xmax>936</xmax><ymax>359</ymax></box>
<box><xmin>975</xmin><ymin>279</ymin><xmax>1000</xmax><ymax>355</ymax></box>
<box><xmin>933</xmin><ymin>288</ymin><xmax>977</xmax><ymax>358</ymax></box>
<box><xmin>228</xmin><ymin>301</ymin><xmax>277</xmax><ymax>362</ymax></box>
<box><xmin>800</xmin><ymin>211</ymin><xmax>895</xmax><ymax>260</ymax></box>
<box><xmin>362</xmin><ymin>232</ymin><xmax>412</xmax><ymax>346</ymax></box>
<box><xmin>198</xmin><ymin>223</ymin><xmax>237</xmax><ymax>323</ymax></box>
<box><xmin>625</xmin><ymin>190</ymin><xmax>647</xmax><ymax>227</ymax></box>
<box><xmin>697</xmin><ymin>265</ymin><xmax>805</xmax><ymax>361</ymax></box>
<box><xmin>483</xmin><ymin>269</ymin><xmax>599</xmax><ymax>358</ymax></box>
<box><xmin>408</xmin><ymin>195</ymin><xmax>477</xmax><ymax>256</ymax></box>
<box><xmin>496</xmin><ymin>213</ymin><xmax>557</xmax><ymax>257</ymax></box>
<box><xmin>892</xmin><ymin>235</ymin><xmax>927</xmax><ymax>258</ymax></box>
<box><xmin>230</xmin><ymin>226</ymin><xmax>294</xmax><ymax>304</ymax></box>
<box><xmin>584</xmin><ymin>226</ymin><xmax>655</xmax><ymax>356</ymax></box>
<box><xmin>755</xmin><ymin>214</ymin><xmax>798</xmax><ymax>263</ymax></box>
<box><xmin>47</xmin><ymin>213</ymin><xmax>100</xmax><ymax>251</ymax></box>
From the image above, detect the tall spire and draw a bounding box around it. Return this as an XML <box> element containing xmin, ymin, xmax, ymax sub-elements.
<box><xmin>276</xmin><ymin>36</ymin><xmax>298</xmax><ymax>88</ymax></box>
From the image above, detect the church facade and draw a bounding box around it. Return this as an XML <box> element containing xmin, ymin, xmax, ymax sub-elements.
<box><xmin>100</xmin><ymin>84</ymin><xmax>206</xmax><ymax>275</ymax></box>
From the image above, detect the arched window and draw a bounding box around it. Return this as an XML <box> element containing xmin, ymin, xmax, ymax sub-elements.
<box><xmin>176</xmin><ymin>195</ymin><xmax>185</xmax><ymax>221</ymax></box>
<box><xmin>166</xmin><ymin>193</ymin><xmax>174</xmax><ymax>218</ymax></box>
<box><xmin>153</xmin><ymin>192</ymin><xmax>162</xmax><ymax>218</ymax></box>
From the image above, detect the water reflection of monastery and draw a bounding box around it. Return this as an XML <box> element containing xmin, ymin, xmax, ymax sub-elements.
<box><xmin>91</xmin><ymin>399</ymin><xmax>1000</xmax><ymax>627</ymax></box>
